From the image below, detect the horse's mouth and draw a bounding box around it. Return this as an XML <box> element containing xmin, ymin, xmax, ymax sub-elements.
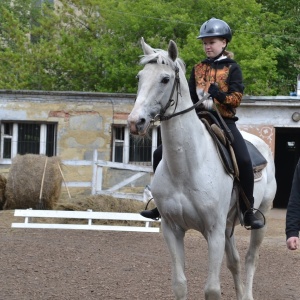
<box><xmin>130</xmin><ymin>129</ymin><xmax>148</xmax><ymax>137</ymax></box>
<box><xmin>128</xmin><ymin>120</ymin><xmax>150</xmax><ymax>136</ymax></box>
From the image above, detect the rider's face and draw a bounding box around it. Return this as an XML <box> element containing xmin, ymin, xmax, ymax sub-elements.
<box><xmin>202</xmin><ymin>37</ymin><xmax>226</xmax><ymax>59</ymax></box>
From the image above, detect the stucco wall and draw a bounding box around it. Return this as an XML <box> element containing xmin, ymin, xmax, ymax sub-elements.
<box><xmin>0</xmin><ymin>90</ymin><xmax>136</xmax><ymax>194</ymax></box>
<box><xmin>237</xmin><ymin>96</ymin><xmax>300</xmax><ymax>155</ymax></box>
<box><xmin>0</xmin><ymin>90</ymin><xmax>300</xmax><ymax>195</ymax></box>
<box><xmin>0</xmin><ymin>90</ymin><xmax>135</xmax><ymax>161</ymax></box>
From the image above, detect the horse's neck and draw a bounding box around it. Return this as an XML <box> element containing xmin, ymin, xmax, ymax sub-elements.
<box><xmin>161</xmin><ymin>111</ymin><xmax>205</xmax><ymax>149</ymax></box>
<box><xmin>160</xmin><ymin>95</ymin><xmax>210</xmax><ymax>173</ymax></box>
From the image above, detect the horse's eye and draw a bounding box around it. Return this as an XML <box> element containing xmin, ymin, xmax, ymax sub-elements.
<box><xmin>161</xmin><ymin>77</ymin><xmax>170</xmax><ymax>84</ymax></box>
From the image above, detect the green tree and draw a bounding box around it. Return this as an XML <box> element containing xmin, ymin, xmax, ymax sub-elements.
<box><xmin>0</xmin><ymin>0</ymin><xmax>296</xmax><ymax>95</ymax></box>
<box><xmin>256</xmin><ymin>0</ymin><xmax>300</xmax><ymax>95</ymax></box>
<box><xmin>180</xmin><ymin>0</ymin><xmax>279</xmax><ymax>95</ymax></box>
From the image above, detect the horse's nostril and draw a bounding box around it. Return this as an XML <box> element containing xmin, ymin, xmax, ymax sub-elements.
<box><xmin>136</xmin><ymin>118</ymin><xmax>146</xmax><ymax>131</ymax></box>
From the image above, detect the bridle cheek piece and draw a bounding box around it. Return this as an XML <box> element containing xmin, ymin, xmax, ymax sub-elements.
<box><xmin>149</xmin><ymin>63</ymin><xmax>209</xmax><ymax>123</ymax></box>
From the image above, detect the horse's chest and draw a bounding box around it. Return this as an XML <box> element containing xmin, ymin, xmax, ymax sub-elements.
<box><xmin>157</xmin><ymin>192</ymin><xmax>199</xmax><ymax>221</ymax></box>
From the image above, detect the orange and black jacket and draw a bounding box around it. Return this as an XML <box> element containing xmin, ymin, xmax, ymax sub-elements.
<box><xmin>188</xmin><ymin>57</ymin><xmax>244</xmax><ymax>120</ymax></box>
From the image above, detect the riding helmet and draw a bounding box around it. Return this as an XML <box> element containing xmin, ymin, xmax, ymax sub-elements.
<box><xmin>197</xmin><ymin>18</ymin><xmax>232</xmax><ymax>42</ymax></box>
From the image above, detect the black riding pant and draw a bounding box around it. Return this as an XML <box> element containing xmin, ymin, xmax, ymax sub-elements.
<box><xmin>224</xmin><ymin>121</ymin><xmax>254</xmax><ymax>210</ymax></box>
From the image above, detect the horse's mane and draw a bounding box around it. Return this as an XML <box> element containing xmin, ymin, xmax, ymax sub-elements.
<box><xmin>140</xmin><ymin>49</ymin><xmax>186</xmax><ymax>74</ymax></box>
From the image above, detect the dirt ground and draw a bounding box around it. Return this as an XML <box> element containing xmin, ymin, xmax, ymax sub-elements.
<box><xmin>0</xmin><ymin>208</ymin><xmax>299</xmax><ymax>300</ymax></box>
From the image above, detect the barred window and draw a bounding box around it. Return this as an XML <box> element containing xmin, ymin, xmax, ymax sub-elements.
<box><xmin>112</xmin><ymin>125</ymin><xmax>160</xmax><ymax>165</ymax></box>
<box><xmin>1</xmin><ymin>122</ymin><xmax>57</xmax><ymax>159</ymax></box>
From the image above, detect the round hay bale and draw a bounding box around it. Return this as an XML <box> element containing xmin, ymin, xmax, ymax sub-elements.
<box><xmin>4</xmin><ymin>154</ymin><xmax>63</xmax><ymax>210</ymax></box>
<box><xmin>0</xmin><ymin>175</ymin><xmax>7</xmax><ymax>209</ymax></box>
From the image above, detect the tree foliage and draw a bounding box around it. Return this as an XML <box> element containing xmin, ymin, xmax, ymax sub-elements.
<box><xmin>0</xmin><ymin>0</ymin><xmax>298</xmax><ymax>95</ymax></box>
<box><xmin>256</xmin><ymin>0</ymin><xmax>300</xmax><ymax>94</ymax></box>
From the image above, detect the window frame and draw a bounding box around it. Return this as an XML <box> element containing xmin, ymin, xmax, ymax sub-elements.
<box><xmin>112</xmin><ymin>125</ymin><xmax>159</xmax><ymax>165</ymax></box>
<box><xmin>0</xmin><ymin>121</ymin><xmax>57</xmax><ymax>163</ymax></box>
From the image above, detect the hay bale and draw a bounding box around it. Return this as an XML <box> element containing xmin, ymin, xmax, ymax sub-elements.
<box><xmin>0</xmin><ymin>175</ymin><xmax>7</xmax><ymax>209</ymax></box>
<box><xmin>4</xmin><ymin>154</ymin><xmax>63</xmax><ymax>210</ymax></box>
<box><xmin>55</xmin><ymin>194</ymin><xmax>152</xmax><ymax>213</ymax></box>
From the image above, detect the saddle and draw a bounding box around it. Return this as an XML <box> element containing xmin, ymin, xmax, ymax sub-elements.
<box><xmin>198</xmin><ymin>111</ymin><xmax>267</xmax><ymax>181</ymax></box>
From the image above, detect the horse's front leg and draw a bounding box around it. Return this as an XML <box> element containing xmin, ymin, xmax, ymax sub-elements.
<box><xmin>225</xmin><ymin>229</ymin><xmax>244</xmax><ymax>300</ymax></box>
<box><xmin>161</xmin><ymin>218</ymin><xmax>187</xmax><ymax>300</ymax></box>
<box><xmin>205</xmin><ymin>226</ymin><xmax>226</xmax><ymax>300</ymax></box>
<box><xmin>243</xmin><ymin>224</ymin><xmax>267</xmax><ymax>300</ymax></box>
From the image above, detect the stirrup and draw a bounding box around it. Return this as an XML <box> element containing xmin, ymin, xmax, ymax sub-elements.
<box><xmin>141</xmin><ymin>186</ymin><xmax>160</xmax><ymax>220</ymax></box>
<box><xmin>243</xmin><ymin>208</ymin><xmax>266</xmax><ymax>230</ymax></box>
<box><xmin>143</xmin><ymin>185</ymin><xmax>154</xmax><ymax>210</ymax></box>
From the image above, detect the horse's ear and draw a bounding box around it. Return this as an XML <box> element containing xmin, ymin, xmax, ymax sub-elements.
<box><xmin>141</xmin><ymin>37</ymin><xmax>155</xmax><ymax>55</ymax></box>
<box><xmin>168</xmin><ymin>40</ymin><xmax>178</xmax><ymax>62</ymax></box>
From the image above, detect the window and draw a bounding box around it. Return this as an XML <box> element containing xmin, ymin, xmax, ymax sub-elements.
<box><xmin>0</xmin><ymin>122</ymin><xmax>57</xmax><ymax>160</ymax></box>
<box><xmin>112</xmin><ymin>125</ymin><xmax>160</xmax><ymax>165</ymax></box>
<box><xmin>129</xmin><ymin>129</ymin><xmax>153</xmax><ymax>163</ymax></box>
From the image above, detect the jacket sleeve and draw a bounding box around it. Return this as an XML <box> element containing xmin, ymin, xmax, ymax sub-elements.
<box><xmin>188</xmin><ymin>67</ymin><xmax>199</xmax><ymax>105</ymax></box>
<box><xmin>286</xmin><ymin>159</ymin><xmax>300</xmax><ymax>239</ymax></box>
<box><xmin>220</xmin><ymin>64</ymin><xmax>244</xmax><ymax>108</ymax></box>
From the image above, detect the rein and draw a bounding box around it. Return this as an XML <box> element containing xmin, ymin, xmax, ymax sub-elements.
<box><xmin>159</xmin><ymin>93</ymin><xmax>210</xmax><ymax>122</ymax></box>
<box><xmin>150</xmin><ymin>63</ymin><xmax>210</xmax><ymax>123</ymax></box>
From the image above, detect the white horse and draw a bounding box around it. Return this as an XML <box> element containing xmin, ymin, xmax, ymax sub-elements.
<box><xmin>128</xmin><ymin>38</ymin><xmax>277</xmax><ymax>300</ymax></box>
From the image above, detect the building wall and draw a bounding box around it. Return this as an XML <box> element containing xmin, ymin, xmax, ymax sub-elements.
<box><xmin>0</xmin><ymin>90</ymin><xmax>135</xmax><ymax>160</ymax></box>
<box><xmin>237</xmin><ymin>96</ymin><xmax>300</xmax><ymax>156</ymax></box>
<box><xmin>0</xmin><ymin>90</ymin><xmax>136</xmax><ymax>194</ymax></box>
<box><xmin>0</xmin><ymin>90</ymin><xmax>300</xmax><ymax>195</ymax></box>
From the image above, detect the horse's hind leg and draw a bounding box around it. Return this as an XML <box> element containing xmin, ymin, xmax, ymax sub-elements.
<box><xmin>243</xmin><ymin>225</ymin><xmax>267</xmax><ymax>300</ymax></box>
<box><xmin>161</xmin><ymin>219</ymin><xmax>187</xmax><ymax>300</ymax></box>
<box><xmin>225</xmin><ymin>229</ymin><xmax>244</xmax><ymax>300</ymax></box>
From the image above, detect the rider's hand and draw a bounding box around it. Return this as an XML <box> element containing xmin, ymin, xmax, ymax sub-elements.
<box><xmin>208</xmin><ymin>83</ymin><xmax>226</xmax><ymax>103</ymax></box>
<box><xmin>202</xmin><ymin>99</ymin><xmax>214</xmax><ymax>111</ymax></box>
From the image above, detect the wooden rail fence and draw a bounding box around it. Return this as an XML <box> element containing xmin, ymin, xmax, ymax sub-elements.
<box><xmin>12</xmin><ymin>209</ymin><xmax>160</xmax><ymax>233</ymax></box>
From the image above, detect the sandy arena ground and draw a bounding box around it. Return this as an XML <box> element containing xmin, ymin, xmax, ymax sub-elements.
<box><xmin>0</xmin><ymin>208</ymin><xmax>299</xmax><ymax>300</ymax></box>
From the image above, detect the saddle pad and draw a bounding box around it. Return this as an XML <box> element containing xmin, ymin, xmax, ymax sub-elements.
<box><xmin>245</xmin><ymin>140</ymin><xmax>268</xmax><ymax>172</ymax></box>
<box><xmin>215</xmin><ymin>137</ymin><xmax>234</xmax><ymax>174</ymax></box>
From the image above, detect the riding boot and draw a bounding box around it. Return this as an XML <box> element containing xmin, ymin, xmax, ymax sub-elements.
<box><xmin>243</xmin><ymin>210</ymin><xmax>264</xmax><ymax>229</ymax></box>
<box><xmin>140</xmin><ymin>207</ymin><xmax>160</xmax><ymax>220</ymax></box>
<box><xmin>241</xmin><ymin>197</ymin><xmax>264</xmax><ymax>229</ymax></box>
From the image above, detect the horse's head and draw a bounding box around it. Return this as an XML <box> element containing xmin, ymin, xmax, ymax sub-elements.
<box><xmin>128</xmin><ymin>38</ymin><xmax>186</xmax><ymax>136</ymax></box>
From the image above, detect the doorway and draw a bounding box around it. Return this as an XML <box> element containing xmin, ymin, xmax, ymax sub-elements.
<box><xmin>274</xmin><ymin>127</ymin><xmax>300</xmax><ymax>208</ymax></box>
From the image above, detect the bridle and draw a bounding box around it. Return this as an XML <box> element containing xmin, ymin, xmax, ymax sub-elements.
<box><xmin>150</xmin><ymin>62</ymin><xmax>210</xmax><ymax>123</ymax></box>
